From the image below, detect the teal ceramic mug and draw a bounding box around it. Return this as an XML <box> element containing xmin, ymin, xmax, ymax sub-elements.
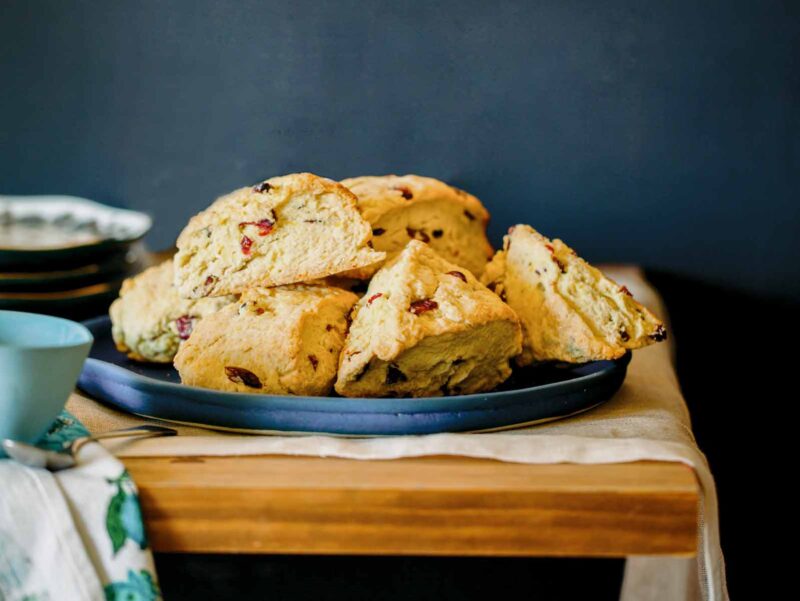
<box><xmin>0</xmin><ymin>310</ymin><xmax>93</xmax><ymax>445</ymax></box>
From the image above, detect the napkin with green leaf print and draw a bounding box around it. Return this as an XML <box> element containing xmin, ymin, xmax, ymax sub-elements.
<box><xmin>0</xmin><ymin>411</ymin><xmax>160</xmax><ymax>601</ymax></box>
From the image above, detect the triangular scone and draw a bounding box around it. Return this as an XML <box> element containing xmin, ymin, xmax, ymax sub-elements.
<box><xmin>174</xmin><ymin>173</ymin><xmax>385</xmax><ymax>298</ymax></box>
<box><xmin>110</xmin><ymin>261</ymin><xmax>235</xmax><ymax>363</ymax></box>
<box><xmin>339</xmin><ymin>175</ymin><xmax>493</xmax><ymax>278</ymax></box>
<box><xmin>174</xmin><ymin>285</ymin><xmax>358</xmax><ymax>396</ymax></box>
<box><xmin>481</xmin><ymin>225</ymin><xmax>667</xmax><ymax>365</ymax></box>
<box><xmin>335</xmin><ymin>240</ymin><xmax>522</xmax><ymax>398</ymax></box>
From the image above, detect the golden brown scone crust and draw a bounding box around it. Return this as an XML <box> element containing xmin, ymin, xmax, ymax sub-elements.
<box><xmin>481</xmin><ymin>225</ymin><xmax>666</xmax><ymax>364</ymax></box>
<box><xmin>335</xmin><ymin>240</ymin><xmax>521</xmax><ymax>398</ymax></box>
<box><xmin>174</xmin><ymin>173</ymin><xmax>384</xmax><ymax>298</ymax></box>
<box><xmin>109</xmin><ymin>261</ymin><xmax>235</xmax><ymax>363</ymax></box>
<box><xmin>340</xmin><ymin>175</ymin><xmax>493</xmax><ymax>278</ymax></box>
<box><xmin>174</xmin><ymin>284</ymin><xmax>358</xmax><ymax>396</ymax></box>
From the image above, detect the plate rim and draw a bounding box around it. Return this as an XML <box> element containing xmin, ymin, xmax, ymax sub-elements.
<box><xmin>0</xmin><ymin>280</ymin><xmax>123</xmax><ymax>301</ymax></box>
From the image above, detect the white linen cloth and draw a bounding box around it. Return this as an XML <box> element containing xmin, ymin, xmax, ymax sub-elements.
<box><xmin>68</xmin><ymin>267</ymin><xmax>728</xmax><ymax>601</ymax></box>
<box><xmin>0</xmin><ymin>438</ymin><xmax>159</xmax><ymax>601</ymax></box>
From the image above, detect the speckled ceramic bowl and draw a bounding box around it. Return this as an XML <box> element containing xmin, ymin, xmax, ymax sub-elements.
<box><xmin>0</xmin><ymin>195</ymin><xmax>151</xmax><ymax>270</ymax></box>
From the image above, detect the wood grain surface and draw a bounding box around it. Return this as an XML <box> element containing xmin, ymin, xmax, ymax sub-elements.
<box><xmin>125</xmin><ymin>455</ymin><xmax>698</xmax><ymax>557</ymax></box>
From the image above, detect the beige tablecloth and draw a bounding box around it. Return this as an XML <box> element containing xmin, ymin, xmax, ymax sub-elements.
<box><xmin>67</xmin><ymin>267</ymin><xmax>728</xmax><ymax>601</ymax></box>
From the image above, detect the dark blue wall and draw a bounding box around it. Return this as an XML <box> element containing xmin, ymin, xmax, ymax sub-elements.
<box><xmin>2</xmin><ymin>1</ymin><xmax>798</xmax><ymax>299</ymax></box>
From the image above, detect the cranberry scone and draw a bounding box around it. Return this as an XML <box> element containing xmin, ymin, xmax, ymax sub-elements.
<box><xmin>340</xmin><ymin>175</ymin><xmax>493</xmax><ymax>278</ymax></box>
<box><xmin>481</xmin><ymin>225</ymin><xmax>667</xmax><ymax>365</ymax></box>
<box><xmin>335</xmin><ymin>240</ymin><xmax>522</xmax><ymax>398</ymax></box>
<box><xmin>174</xmin><ymin>173</ymin><xmax>385</xmax><ymax>298</ymax></box>
<box><xmin>109</xmin><ymin>261</ymin><xmax>235</xmax><ymax>363</ymax></box>
<box><xmin>174</xmin><ymin>285</ymin><xmax>358</xmax><ymax>396</ymax></box>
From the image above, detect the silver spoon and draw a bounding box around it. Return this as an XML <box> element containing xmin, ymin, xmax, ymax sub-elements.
<box><xmin>1</xmin><ymin>425</ymin><xmax>177</xmax><ymax>471</ymax></box>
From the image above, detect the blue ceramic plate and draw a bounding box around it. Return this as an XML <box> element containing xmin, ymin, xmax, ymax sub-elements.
<box><xmin>78</xmin><ymin>316</ymin><xmax>630</xmax><ymax>436</ymax></box>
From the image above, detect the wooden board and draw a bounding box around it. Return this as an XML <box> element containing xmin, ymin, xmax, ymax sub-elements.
<box><xmin>124</xmin><ymin>455</ymin><xmax>698</xmax><ymax>557</ymax></box>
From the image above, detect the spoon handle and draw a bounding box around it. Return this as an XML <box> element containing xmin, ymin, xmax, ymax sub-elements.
<box><xmin>71</xmin><ymin>425</ymin><xmax>177</xmax><ymax>454</ymax></box>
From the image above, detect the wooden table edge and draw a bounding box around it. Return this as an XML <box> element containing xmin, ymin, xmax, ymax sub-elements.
<box><xmin>124</xmin><ymin>455</ymin><xmax>699</xmax><ymax>558</ymax></box>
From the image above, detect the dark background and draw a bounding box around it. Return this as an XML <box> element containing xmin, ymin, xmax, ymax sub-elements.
<box><xmin>2</xmin><ymin>1</ymin><xmax>798</xmax><ymax>599</ymax></box>
<box><xmin>1</xmin><ymin>0</ymin><xmax>798</xmax><ymax>301</ymax></box>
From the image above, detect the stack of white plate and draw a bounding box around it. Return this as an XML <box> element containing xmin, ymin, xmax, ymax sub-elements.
<box><xmin>0</xmin><ymin>195</ymin><xmax>152</xmax><ymax>320</ymax></box>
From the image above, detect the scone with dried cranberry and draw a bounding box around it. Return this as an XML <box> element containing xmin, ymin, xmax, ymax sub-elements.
<box><xmin>481</xmin><ymin>225</ymin><xmax>667</xmax><ymax>364</ymax></box>
<box><xmin>110</xmin><ymin>261</ymin><xmax>235</xmax><ymax>363</ymax></box>
<box><xmin>340</xmin><ymin>175</ymin><xmax>493</xmax><ymax>278</ymax></box>
<box><xmin>335</xmin><ymin>240</ymin><xmax>521</xmax><ymax>398</ymax></box>
<box><xmin>174</xmin><ymin>173</ymin><xmax>385</xmax><ymax>298</ymax></box>
<box><xmin>174</xmin><ymin>285</ymin><xmax>358</xmax><ymax>396</ymax></box>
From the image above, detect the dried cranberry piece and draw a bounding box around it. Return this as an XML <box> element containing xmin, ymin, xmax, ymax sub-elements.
<box><xmin>325</xmin><ymin>324</ymin><xmax>333</xmax><ymax>331</ymax></box>
<box><xmin>409</xmin><ymin>299</ymin><xmax>438</xmax><ymax>315</ymax></box>
<box><xmin>393</xmin><ymin>186</ymin><xmax>413</xmax><ymax>200</ymax></box>
<box><xmin>175</xmin><ymin>315</ymin><xmax>195</xmax><ymax>340</ymax></box>
<box><xmin>367</xmin><ymin>293</ymin><xmax>383</xmax><ymax>305</ymax></box>
<box><xmin>224</xmin><ymin>366</ymin><xmax>262</xmax><ymax>388</ymax></box>
<box><xmin>432</xmin><ymin>229</ymin><xmax>443</xmax><ymax>238</ymax></box>
<box><xmin>406</xmin><ymin>227</ymin><xmax>430</xmax><ymax>243</ymax></box>
<box><xmin>308</xmin><ymin>354</ymin><xmax>319</xmax><ymax>370</ymax></box>
<box><xmin>464</xmin><ymin>210</ymin><xmax>475</xmax><ymax>221</ymax></box>
<box><xmin>255</xmin><ymin>307</ymin><xmax>265</xmax><ymax>315</ymax></box>
<box><xmin>239</xmin><ymin>217</ymin><xmax>276</xmax><ymax>236</ymax></box>
<box><xmin>372</xmin><ymin>228</ymin><xmax>386</xmax><ymax>236</ymax></box>
<box><xmin>253</xmin><ymin>182</ymin><xmax>272</xmax><ymax>193</ymax></box>
<box><xmin>650</xmin><ymin>325</ymin><xmax>668</xmax><ymax>342</ymax></box>
<box><xmin>447</xmin><ymin>271</ymin><xmax>467</xmax><ymax>282</ymax></box>
<box><xmin>545</xmin><ymin>244</ymin><xmax>555</xmax><ymax>253</ymax></box>
<box><xmin>553</xmin><ymin>257</ymin><xmax>566</xmax><ymax>273</ymax></box>
<box><xmin>256</xmin><ymin>219</ymin><xmax>275</xmax><ymax>235</ymax></box>
<box><xmin>240</xmin><ymin>235</ymin><xmax>253</xmax><ymax>255</ymax></box>
<box><xmin>619</xmin><ymin>285</ymin><xmax>633</xmax><ymax>297</ymax></box>
<box><xmin>385</xmin><ymin>363</ymin><xmax>408</xmax><ymax>385</ymax></box>
<box><xmin>194</xmin><ymin>274</ymin><xmax>218</xmax><ymax>296</ymax></box>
